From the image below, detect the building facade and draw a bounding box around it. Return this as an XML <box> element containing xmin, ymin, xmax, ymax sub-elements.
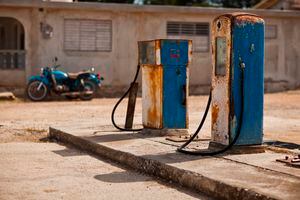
<box><xmin>0</xmin><ymin>0</ymin><xmax>300</xmax><ymax>95</ymax></box>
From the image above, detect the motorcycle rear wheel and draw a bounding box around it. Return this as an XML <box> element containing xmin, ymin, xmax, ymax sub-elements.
<box><xmin>79</xmin><ymin>80</ymin><xmax>96</xmax><ymax>101</ymax></box>
<box><xmin>27</xmin><ymin>80</ymin><xmax>48</xmax><ymax>101</ymax></box>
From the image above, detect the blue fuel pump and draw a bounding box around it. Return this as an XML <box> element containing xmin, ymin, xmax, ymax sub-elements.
<box><xmin>178</xmin><ymin>13</ymin><xmax>265</xmax><ymax>155</ymax></box>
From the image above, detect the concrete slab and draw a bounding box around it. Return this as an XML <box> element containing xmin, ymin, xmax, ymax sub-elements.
<box><xmin>50</xmin><ymin>124</ymin><xmax>300</xmax><ymax>200</ymax></box>
<box><xmin>0</xmin><ymin>92</ymin><xmax>15</xmax><ymax>100</ymax></box>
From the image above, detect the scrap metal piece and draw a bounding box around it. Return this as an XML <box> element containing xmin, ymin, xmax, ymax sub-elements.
<box><xmin>125</xmin><ymin>82</ymin><xmax>139</xmax><ymax>129</ymax></box>
<box><xmin>276</xmin><ymin>154</ymin><xmax>300</xmax><ymax>168</ymax></box>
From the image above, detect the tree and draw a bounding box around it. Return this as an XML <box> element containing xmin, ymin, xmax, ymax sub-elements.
<box><xmin>77</xmin><ymin>0</ymin><xmax>262</xmax><ymax>8</ymax></box>
<box><xmin>78</xmin><ymin>0</ymin><xmax>134</xmax><ymax>3</ymax></box>
<box><xmin>221</xmin><ymin>0</ymin><xmax>261</xmax><ymax>8</ymax></box>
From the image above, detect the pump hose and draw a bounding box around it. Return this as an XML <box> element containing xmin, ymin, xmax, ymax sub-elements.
<box><xmin>111</xmin><ymin>65</ymin><xmax>142</xmax><ymax>132</ymax></box>
<box><xmin>177</xmin><ymin>66</ymin><xmax>245</xmax><ymax>156</ymax></box>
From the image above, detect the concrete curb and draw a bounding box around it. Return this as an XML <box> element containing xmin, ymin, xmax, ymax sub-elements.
<box><xmin>49</xmin><ymin>127</ymin><xmax>277</xmax><ymax>200</ymax></box>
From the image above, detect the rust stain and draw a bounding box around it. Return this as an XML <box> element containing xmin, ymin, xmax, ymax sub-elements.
<box><xmin>146</xmin><ymin>66</ymin><xmax>162</xmax><ymax>128</ymax></box>
<box><xmin>155</xmin><ymin>40</ymin><xmax>161</xmax><ymax>52</ymax></box>
<box><xmin>188</xmin><ymin>40</ymin><xmax>193</xmax><ymax>64</ymax></box>
<box><xmin>212</xmin><ymin>104</ymin><xmax>219</xmax><ymax>126</ymax></box>
<box><xmin>235</xmin><ymin>15</ymin><xmax>264</xmax><ymax>25</ymax></box>
<box><xmin>155</xmin><ymin>40</ymin><xmax>161</xmax><ymax>65</ymax></box>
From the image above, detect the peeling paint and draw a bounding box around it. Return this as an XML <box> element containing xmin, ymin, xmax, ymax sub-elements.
<box><xmin>211</xmin><ymin>15</ymin><xmax>232</xmax><ymax>145</ymax></box>
<box><xmin>142</xmin><ymin>65</ymin><xmax>163</xmax><ymax>129</ymax></box>
<box><xmin>235</xmin><ymin>15</ymin><xmax>264</xmax><ymax>26</ymax></box>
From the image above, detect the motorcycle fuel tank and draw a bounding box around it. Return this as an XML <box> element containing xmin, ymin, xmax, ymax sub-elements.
<box><xmin>52</xmin><ymin>70</ymin><xmax>68</xmax><ymax>82</ymax></box>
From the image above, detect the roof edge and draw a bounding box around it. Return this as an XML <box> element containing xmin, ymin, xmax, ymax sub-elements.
<box><xmin>0</xmin><ymin>0</ymin><xmax>300</xmax><ymax>18</ymax></box>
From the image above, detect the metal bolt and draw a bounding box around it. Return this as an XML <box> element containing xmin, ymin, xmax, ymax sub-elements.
<box><xmin>240</xmin><ymin>62</ymin><xmax>245</xmax><ymax>69</ymax></box>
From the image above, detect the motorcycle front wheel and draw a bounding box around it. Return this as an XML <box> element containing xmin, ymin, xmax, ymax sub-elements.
<box><xmin>26</xmin><ymin>80</ymin><xmax>48</xmax><ymax>101</ymax></box>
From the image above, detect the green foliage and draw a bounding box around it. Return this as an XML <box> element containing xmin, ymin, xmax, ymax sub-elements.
<box><xmin>77</xmin><ymin>0</ymin><xmax>262</xmax><ymax>8</ymax></box>
<box><xmin>78</xmin><ymin>0</ymin><xmax>134</xmax><ymax>3</ymax></box>
<box><xmin>221</xmin><ymin>0</ymin><xmax>261</xmax><ymax>8</ymax></box>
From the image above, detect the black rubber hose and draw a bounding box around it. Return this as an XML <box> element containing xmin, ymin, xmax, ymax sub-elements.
<box><xmin>111</xmin><ymin>65</ymin><xmax>142</xmax><ymax>132</ymax></box>
<box><xmin>179</xmin><ymin>91</ymin><xmax>212</xmax><ymax>150</ymax></box>
<box><xmin>177</xmin><ymin>66</ymin><xmax>245</xmax><ymax>156</ymax></box>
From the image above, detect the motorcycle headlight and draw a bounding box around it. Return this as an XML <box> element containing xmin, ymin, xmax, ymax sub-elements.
<box><xmin>91</xmin><ymin>67</ymin><xmax>95</xmax><ymax>72</ymax></box>
<box><xmin>40</xmin><ymin>68</ymin><xmax>44</xmax><ymax>75</ymax></box>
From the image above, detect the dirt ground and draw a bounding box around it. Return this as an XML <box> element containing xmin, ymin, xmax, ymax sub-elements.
<box><xmin>0</xmin><ymin>90</ymin><xmax>299</xmax><ymax>144</ymax></box>
<box><xmin>0</xmin><ymin>142</ymin><xmax>208</xmax><ymax>200</ymax></box>
<box><xmin>0</xmin><ymin>90</ymin><xmax>299</xmax><ymax>199</ymax></box>
<box><xmin>0</xmin><ymin>96</ymin><xmax>212</xmax><ymax>200</ymax></box>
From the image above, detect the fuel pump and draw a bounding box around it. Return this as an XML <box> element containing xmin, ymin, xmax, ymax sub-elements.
<box><xmin>111</xmin><ymin>39</ymin><xmax>191</xmax><ymax>136</ymax></box>
<box><xmin>178</xmin><ymin>13</ymin><xmax>265</xmax><ymax>155</ymax></box>
<box><xmin>111</xmin><ymin>13</ymin><xmax>264</xmax><ymax>156</ymax></box>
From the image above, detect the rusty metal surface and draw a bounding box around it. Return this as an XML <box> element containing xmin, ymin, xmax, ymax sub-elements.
<box><xmin>186</xmin><ymin>41</ymin><xmax>192</xmax><ymax>129</ymax></box>
<box><xmin>211</xmin><ymin>15</ymin><xmax>232</xmax><ymax>145</ymax></box>
<box><xmin>142</xmin><ymin>65</ymin><xmax>163</xmax><ymax>129</ymax></box>
<box><xmin>235</xmin><ymin>15</ymin><xmax>264</xmax><ymax>25</ymax></box>
<box><xmin>155</xmin><ymin>40</ymin><xmax>161</xmax><ymax>65</ymax></box>
<box><xmin>188</xmin><ymin>40</ymin><xmax>192</xmax><ymax>64</ymax></box>
<box><xmin>125</xmin><ymin>82</ymin><xmax>139</xmax><ymax>129</ymax></box>
<box><xmin>140</xmin><ymin>39</ymin><xmax>190</xmax><ymax>130</ymax></box>
<box><xmin>138</xmin><ymin>41</ymin><xmax>156</xmax><ymax>65</ymax></box>
<box><xmin>186</xmin><ymin>67</ymin><xmax>189</xmax><ymax>129</ymax></box>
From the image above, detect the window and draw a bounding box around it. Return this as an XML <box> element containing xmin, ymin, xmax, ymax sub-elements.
<box><xmin>64</xmin><ymin>19</ymin><xmax>112</xmax><ymax>52</ymax></box>
<box><xmin>0</xmin><ymin>18</ymin><xmax>25</xmax><ymax>69</ymax></box>
<box><xmin>167</xmin><ymin>22</ymin><xmax>209</xmax><ymax>52</ymax></box>
<box><xmin>265</xmin><ymin>25</ymin><xmax>277</xmax><ymax>39</ymax></box>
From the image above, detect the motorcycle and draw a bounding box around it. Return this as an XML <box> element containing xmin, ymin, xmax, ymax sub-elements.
<box><xmin>26</xmin><ymin>58</ymin><xmax>104</xmax><ymax>101</ymax></box>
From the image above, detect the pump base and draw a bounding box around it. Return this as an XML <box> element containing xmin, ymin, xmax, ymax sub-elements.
<box><xmin>208</xmin><ymin>141</ymin><xmax>265</xmax><ymax>154</ymax></box>
<box><xmin>141</xmin><ymin>128</ymin><xmax>189</xmax><ymax>137</ymax></box>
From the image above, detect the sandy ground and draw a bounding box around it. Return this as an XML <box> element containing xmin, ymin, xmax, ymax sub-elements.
<box><xmin>0</xmin><ymin>90</ymin><xmax>299</xmax><ymax>199</ymax></box>
<box><xmin>0</xmin><ymin>96</ymin><xmax>213</xmax><ymax>200</ymax></box>
<box><xmin>0</xmin><ymin>142</ymin><xmax>208</xmax><ymax>200</ymax></box>
<box><xmin>0</xmin><ymin>90</ymin><xmax>299</xmax><ymax>144</ymax></box>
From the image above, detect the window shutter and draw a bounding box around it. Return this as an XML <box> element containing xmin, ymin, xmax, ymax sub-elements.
<box><xmin>64</xmin><ymin>19</ymin><xmax>112</xmax><ymax>52</ymax></box>
<box><xmin>64</xmin><ymin>20</ymin><xmax>80</xmax><ymax>51</ymax></box>
<box><xmin>167</xmin><ymin>22</ymin><xmax>210</xmax><ymax>52</ymax></box>
<box><xmin>80</xmin><ymin>20</ymin><xmax>96</xmax><ymax>51</ymax></box>
<box><xmin>96</xmin><ymin>20</ymin><xmax>112</xmax><ymax>51</ymax></box>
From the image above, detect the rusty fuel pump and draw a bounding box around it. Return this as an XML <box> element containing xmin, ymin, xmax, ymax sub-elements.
<box><xmin>111</xmin><ymin>39</ymin><xmax>191</xmax><ymax>135</ymax></box>
<box><xmin>111</xmin><ymin>12</ymin><xmax>265</xmax><ymax>156</ymax></box>
<box><xmin>178</xmin><ymin>13</ymin><xmax>265</xmax><ymax>155</ymax></box>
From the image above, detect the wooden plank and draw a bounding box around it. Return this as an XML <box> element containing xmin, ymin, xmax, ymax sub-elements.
<box><xmin>125</xmin><ymin>82</ymin><xmax>139</xmax><ymax>129</ymax></box>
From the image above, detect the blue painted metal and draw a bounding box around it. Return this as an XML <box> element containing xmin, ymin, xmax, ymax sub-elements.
<box><xmin>28</xmin><ymin>75</ymin><xmax>50</xmax><ymax>86</ymax></box>
<box><xmin>161</xmin><ymin>40</ymin><xmax>189</xmax><ymax>66</ymax></box>
<box><xmin>52</xmin><ymin>70</ymin><xmax>68</xmax><ymax>84</ymax></box>
<box><xmin>161</xmin><ymin>40</ymin><xmax>188</xmax><ymax>128</ymax></box>
<box><xmin>163</xmin><ymin>66</ymin><xmax>186</xmax><ymax>128</ymax></box>
<box><xmin>230</xmin><ymin>18</ymin><xmax>264</xmax><ymax>145</ymax></box>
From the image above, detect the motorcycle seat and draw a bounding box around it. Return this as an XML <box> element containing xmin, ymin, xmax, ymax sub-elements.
<box><xmin>68</xmin><ymin>71</ymin><xmax>89</xmax><ymax>79</ymax></box>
